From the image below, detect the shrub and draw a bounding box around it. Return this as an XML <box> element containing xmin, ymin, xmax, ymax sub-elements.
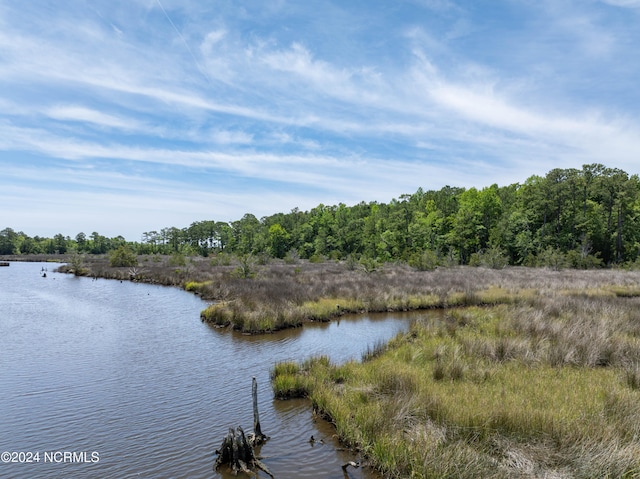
<box><xmin>210</xmin><ymin>253</ymin><xmax>232</xmax><ymax>266</ymax></box>
<box><xmin>469</xmin><ymin>248</ymin><xmax>508</xmax><ymax>269</ymax></box>
<box><xmin>566</xmin><ymin>249</ymin><xmax>604</xmax><ymax>269</ymax></box>
<box><xmin>109</xmin><ymin>246</ymin><xmax>138</xmax><ymax>267</ymax></box>
<box><xmin>537</xmin><ymin>247</ymin><xmax>567</xmax><ymax>271</ymax></box>
<box><xmin>359</xmin><ymin>257</ymin><xmax>380</xmax><ymax>273</ymax></box>
<box><xmin>309</xmin><ymin>253</ymin><xmax>325</xmax><ymax>263</ymax></box>
<box><xmin>284</xmin><ymin>248</ymin><xmax>300</xmax><ymax>264</ymax></box>
<box><xmin>68</xmin><ymin>253</ymin><xmax>87</xmax><ymax>276</ymax></box>
<box><xmin>169</xmin><ymin>252</ymin><xmax>186</xmax><ymax>266</ymax></box>
<box><xmin>409</xmin><ymin>250</ymin><xmax>439</xmax><ymax>271</ymax></box>
<box><xmin>233</xmin><ymin>254</ymin><xmax>257</xmax><ymax>278</ymax></box>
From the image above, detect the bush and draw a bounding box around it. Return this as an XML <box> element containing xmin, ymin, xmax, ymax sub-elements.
<box><xmin>309</xmin><ymin>253</ymin><xmax>325</xmax><ymax>264</ymax></box>
<box><xmin>566</xmin><ymin>249</ymin><xmax>603</xmax><ymax>269</ymax></box>
<box><xmin>68</xmin><ymin>253</ymin><xmax>87</xmax><ymax>276</ymax></box>
<box><xmin>169</xmin><ymin>252</ymin><xmax>186</xmax><ymax>267</ymax></box>
<box><xmin>284</xmin><ymin>248</ymin><xmax>300</xmax><ymax>264</ymax></box>
<box><xmin>409</xmin><ymin>250</ymin><xmax>439</xmax><ymax>271</ymax></box>
<box><xmin>109</xmin><ymin>246</ymin><xmax>138</xmax><ymax>267</ymax></box>
<box><xmin>359</xmin><ymin>257</ymin><xmax>380</xmax><ymax>273</ymax></box>
<box><xmin>537</xmin><ymin>247</ymin><xmax>567</xmax><ymax>271</ymax></box>
<box><xmin>469</xmin><ymin>248</ymin><xmax>508</xmax><ymax>269</ymax></box>
<box><xmin>233</xmin><ymin>254</ymin><xmax>257</xmax><ymax>278</ymax></box>
<box><xmin>210</xmin><ymin>253</ymin><xmax>232</xmax><ymax>266</ymax></box>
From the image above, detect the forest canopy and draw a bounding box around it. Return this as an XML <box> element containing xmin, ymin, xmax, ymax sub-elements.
<box><xmin>3</xmin><ymin>164</ymin><xmax>640</xmax><ymax>268</ymax></box>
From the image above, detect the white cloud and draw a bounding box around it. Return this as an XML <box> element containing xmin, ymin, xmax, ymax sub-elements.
<box><xmin>202</xmin><ymin>29</ymin><xmax>227</xmax><ymax>51</ymax></box>
<box><xmin>45</xmin><ymin>105</ymin><xmax>143</xmax><ymax>131</ymax></box>
<box><xmin>600</xmin><ymin>0</ymin><xmax>640</xmax><ymax>7</ymax></box>
<box><xmin>1</xmin><ymin>0</ymin><xmax>640</xmax><ymax>240</ymax></box>
<box><xmin>210</xmin><ymin>129</ymin><xmax>253</xmax><ymax>145</ymax></box>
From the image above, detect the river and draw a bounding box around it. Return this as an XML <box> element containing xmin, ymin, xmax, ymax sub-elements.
<box><xmin>0</xmin><ymin>262</ymin><xmax>413</xmax><ymax>478</ymax></box>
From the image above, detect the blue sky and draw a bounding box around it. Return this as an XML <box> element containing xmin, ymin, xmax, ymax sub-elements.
<box><xmin>2</xmin><ymin>0</ymin><xmax>640</xmax><ymax>241</ymax></box>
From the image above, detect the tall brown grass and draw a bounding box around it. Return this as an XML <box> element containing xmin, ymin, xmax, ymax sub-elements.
<box><xmin>56</xmin><ymin>254</ymin><xmax>640</xmax><ymax>336</ymax></box>
<box><xmin>51</xmin><ymin>253</ymin><xmax>640</xmax><ymax>474</ymax></box>
<box><xmin>272</xmin><ymin>272</ymin><xmax>640</xmax><ymax>478</ymax></box>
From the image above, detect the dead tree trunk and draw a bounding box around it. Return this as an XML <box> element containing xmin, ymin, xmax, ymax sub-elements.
<box><xmin>252</xmin><ymin>376</ymin><xmax>269</xmax><ymax>445</ymax></box>
<box><xmin>213</xmin><ymin>426</ymin><xmax>273</xmax><ymax>477</ymax></box>
<box><xmin>213</xmin><ymin>378</ymin><xmax>272</xmax><ymax>476</ymax></box>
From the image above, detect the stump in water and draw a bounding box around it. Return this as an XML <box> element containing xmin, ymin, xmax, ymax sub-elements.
<box><xmin>213</xmin><ymin>426</ymin><xmax>273</xmax><ymax>477</ymax></box>
<box><xmin>213</xmin><ymin>378</ymin><xmax>272</xmax><ymax>477</ymax></box>
<box><xmin>251</xmin><ymin>376</ymin><xmax>269</xmax><ymax>446</ymax></box>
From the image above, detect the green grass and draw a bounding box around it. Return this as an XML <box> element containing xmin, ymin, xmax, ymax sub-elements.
<box><xmin>200</xmin><ymin>288</ymin><xmax>521</xmax><ymax>333</ymax></box>
<box><xmin>301</xmin><ymin>297</ymin><xmax>364</xmax><ymax>320</ymax></box>
<box><xmin>272</xmin><ymin>294</ymin><xmax>640</xmax><ymax>478</ymax></box>
<box><xmin>608</xmin><ymin>286</ymin><xmax>640</xmax><ymax>298</ymax></box>
<box><xmin>184</xmin><ymin>280</ymin><xmax>212</xmax><ymax>293</ymax></box>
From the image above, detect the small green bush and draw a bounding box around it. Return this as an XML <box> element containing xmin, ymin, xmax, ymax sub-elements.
<box><xmin>169</xmin><ymin>252</ymin><xmax>186</xmax><ymax>266</ymax></box>
<box><xmin>109</xmin><ymin>246</ymin><xmax>138</xmax><ymax>267</ymax></box>
<box><xmin>409</xmin><ymin>250</ymin><xmax>439</xmax><ymax>271</ymax></box>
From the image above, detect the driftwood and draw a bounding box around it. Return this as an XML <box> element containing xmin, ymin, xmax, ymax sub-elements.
<box><xmin>213</xmin><ymin>378</ymin><xmax>272</xmax><ymax>477</ymax></box>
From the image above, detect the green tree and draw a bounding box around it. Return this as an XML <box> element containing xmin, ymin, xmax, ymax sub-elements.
<box><xmin>109</xmin><ymin>245</ymin><xmax>138</xmax><ymax>267</ymax></box>
<box><xmin>231</xmin><ymin>214</ymin><xmax>262</xmax><ymax>255</ymax></box>
<box><xmin>42</xmin><ymin>233</ymin><xmax>68</xmax><ymax>254</ymax></box>
<box><xmin>0</xmin><ymin>227</ymin><xmax>18</xmax><ymax>254</ymax></box>
<box><xmin>268</xmin><ymin>223</ymin><xmax>290</xmax><ymax>258</ymax></box>
<box><xmin>75</xmin><ymin>232</ymin><xmax>88</xmax><ymax>252</ymax></box>
<box><xmin>68</xmin><ymin>254</ymin><xmax>87</xmax><ymax>276</ymax></box>
<box><xmin>90</xmin><ymin>232</ymin><xmax>109</xmax><ymax>254</ymax></box>
<box><xmin>448</xmin><ymin>187</ymin><xmax>501</xmax><ymax>263</ymax></box>
<box><xmin>19</xmin><ymin>236</ymin><xmax>42</xmax><ymax>254</ymax></box>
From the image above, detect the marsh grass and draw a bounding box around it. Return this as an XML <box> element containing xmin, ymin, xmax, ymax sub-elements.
<box><xmin>184</xmin><ymin>280</ymin><xmax>212</xmax><ymax>294</ymax></box>
<box><xmin>273</xmin><ymin>280</ymin><xmax>640</xmax><ymax>478</ymax></box>
<box><xmin>50</xmin><ymin>255</ymin><xmax>640</xmax><ymax>474</ymax></box>
<box><xmin>55</xmin><ymin>255</ymin><xmax>640</xmax><ymax>335</ymax></box>
<box><xmin>608</xmin><ymin>286</ymin><xmax>640</xmax><ymax>298</ymax></box>
<box><xmin>195</xmin><ymin>266</ymin><xmax>543</xmax><ymax>332</ymax></box>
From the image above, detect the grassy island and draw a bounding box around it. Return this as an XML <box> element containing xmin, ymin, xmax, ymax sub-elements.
<box><xmin>48</xmin><ymin>253</ymin><xmax>523</xmax><ymax>333</ymax></box>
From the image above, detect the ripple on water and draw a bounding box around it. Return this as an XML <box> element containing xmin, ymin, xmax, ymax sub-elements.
<box><xmin>1</xmin><ymin>263</ymin><xmax>401</xmax><ymax>479</ymax></box>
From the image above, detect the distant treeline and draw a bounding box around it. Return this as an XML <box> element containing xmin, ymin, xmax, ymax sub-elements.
<box><xmin>3</xmin><ymin>164</ymin><xmax>640</xmax><ymax>268</ymax></box>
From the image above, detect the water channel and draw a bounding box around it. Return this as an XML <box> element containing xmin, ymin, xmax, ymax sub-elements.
<box><xmin>0</xmin><ymin>262</ymin><xmax>415</xmax><ymax>478</ymax></box>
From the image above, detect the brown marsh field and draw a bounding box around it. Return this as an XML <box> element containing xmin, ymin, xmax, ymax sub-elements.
<box><xmin>18</xmin><ymin>254</ymin><xmax>640</xmax><ymax>477</ymax></box>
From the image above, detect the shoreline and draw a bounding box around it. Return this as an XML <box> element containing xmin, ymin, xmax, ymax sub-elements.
<box><xmin>8</xmin><ymin>254</ymin><xmax>640</xmax><ymax>476</ymax></box>
<box><xmin>5</xmin><ymin>253</ymin><xmax>640</xmax><ymax>333</ymax></box>
<box><xmin>272</xmin><ymin>278</ymin><xmax>640</xmax><ymax>478</ymax></box>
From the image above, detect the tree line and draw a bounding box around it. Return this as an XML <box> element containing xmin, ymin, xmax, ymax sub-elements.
<box><xmin>2</xmin><ymin>164</ymin><xmax>640</xmax><ymax>268</ymax></box>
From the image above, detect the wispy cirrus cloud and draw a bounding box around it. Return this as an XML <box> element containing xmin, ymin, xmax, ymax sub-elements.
<box><xmin>1</xmin><ymin>0</ymin><xmax>640</xmax><ymax>239</ymax></box>
<box><xmin>600</xmin><ymin>0</ymin><xmax>640</xmax><ymax>7</ymax></box>
<box><xmin>44</xmin><ymin>106</ymin><xmax>146</xmax><ymax>132</ymax></box>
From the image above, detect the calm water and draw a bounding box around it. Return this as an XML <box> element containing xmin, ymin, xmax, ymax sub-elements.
<box><xmin>0</xmin><ymin>262</ymin><xmax>413</xmax><ymax>479</ymax></box>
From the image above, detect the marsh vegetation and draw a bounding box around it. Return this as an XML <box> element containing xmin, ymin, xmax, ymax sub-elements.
<box><xmin>6</xmin><ymin>163</ymin><xmax>640</xmax><ymax>476</ymax></box>
<box><xmin>39</xmin><ymin>253</ymin><xmax>640</xmax><ymax>475</ymax></box>
<box><xmin>272</xmin><ymin>268</ymin><xmax>640</xmax><ymax>478</ymax></box>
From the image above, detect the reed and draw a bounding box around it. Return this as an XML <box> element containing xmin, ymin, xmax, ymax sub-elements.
<box><xmin>57</xmin><ymin>255</ymin><xmax>640</xmax><ymax>335</ymax></box>
<box><xmin>273</xmin><ymin>284</ymin><xmax>640</xmax><ymax>477</ymax></box>
<box><xmin>53</xmin><ymin>255</ymin><xmax>640</xmax><ymax>473</ymax></box>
